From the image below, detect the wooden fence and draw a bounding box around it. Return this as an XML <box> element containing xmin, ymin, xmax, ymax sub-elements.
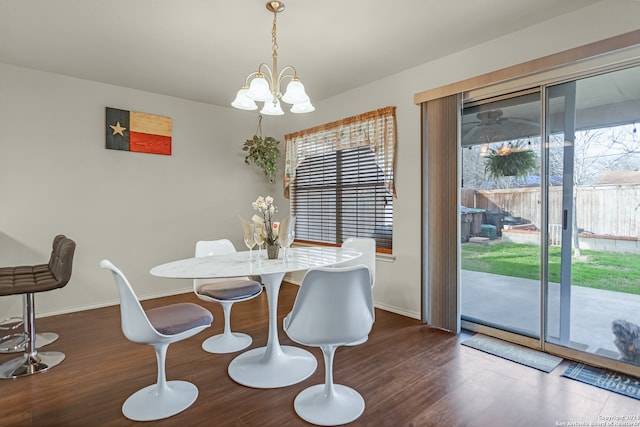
<box><xmin>461</xmin><ymin>185</ymin><xmax>640</xmax><ymax>238</ymax></box>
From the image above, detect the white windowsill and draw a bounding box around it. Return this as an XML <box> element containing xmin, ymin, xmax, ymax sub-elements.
<box><xmin>291</xmin><ymin>241</ymin><xmax>395</xmax><ymax>262</ymax></box>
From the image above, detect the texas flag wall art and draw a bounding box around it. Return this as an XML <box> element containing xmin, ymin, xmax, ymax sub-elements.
<box><xmin>105</xmin><ymin>107</ymin><xmax>172</xmax><ymax>155</ymax></box>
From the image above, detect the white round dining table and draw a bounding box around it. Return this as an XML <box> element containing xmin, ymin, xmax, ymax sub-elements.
<box><xmin>150</xmin><ymin>246</ymin><xmax>361</xmax><ymax>389</ymax></box>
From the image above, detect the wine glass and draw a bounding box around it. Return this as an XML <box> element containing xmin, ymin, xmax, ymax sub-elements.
<box><xmin>244</xmin><ymin>224</ymin><xmax>256</xmax><ymax>262</ymax></box>
<box><xmin>279</xmin><ymin>216</ymin><xmax>296</xmax><ymax>261</ymax></box>
<box><xmin>254</xmin><ymin>224</ymin><xmax>265</xmax><ymax>259</ymax></box>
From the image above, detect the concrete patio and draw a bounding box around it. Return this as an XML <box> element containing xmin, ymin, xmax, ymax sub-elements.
<box><xmin>461</xmin><ymin>269</ymin><xmax>640</xmax><ymax>357</ymax></box>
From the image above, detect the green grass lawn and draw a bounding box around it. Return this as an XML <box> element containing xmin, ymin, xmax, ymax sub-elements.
<box><xmin>461</xmin><ymin>242</ymin><xmax>640</xmax><ymax>295</ymax></box>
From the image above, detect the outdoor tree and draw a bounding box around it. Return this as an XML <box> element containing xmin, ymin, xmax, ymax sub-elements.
<box><xmin>548</xmin><ymin>124</ymin><xmax>640</xmax><ymax>256</ymax></box>
<box><xmin>461</xmin><ymin>145</ymin><xmax>489</xmax><ymax>189</ymax></box>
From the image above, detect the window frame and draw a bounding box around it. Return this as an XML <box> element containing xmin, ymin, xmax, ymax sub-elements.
<box><xmin>284</xmin><ymin>107</ymin><xmax>397</xmax><ymax>254</ymax></box>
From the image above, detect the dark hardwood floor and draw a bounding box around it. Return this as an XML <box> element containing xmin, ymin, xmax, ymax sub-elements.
<box><xmin>1</xmin><ymin>282</ymin><xmax>637</xmax><ymax>426</ymax></box>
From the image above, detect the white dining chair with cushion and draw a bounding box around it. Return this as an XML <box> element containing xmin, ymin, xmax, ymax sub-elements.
<box><xmin>194</xmin><ymin>239</ymin><xmax>262</xmax><ymax>353</ymax></box>
<box><xmin>340</xmin><ymin>237</ymin><xmax>376</xmax><ymax>286</ymax></box>
<box><xmin>283</xmin><ymin>265</ymin><xmax>374</xmax><ymax>426</ymax></box>
<box><xmin>100</xmin><ymin>260</ymin><xmax>213</xmax><ymax>422</ymax></box>
<box><xmin>340</xmin><ymin>237</ymin><xmax>376</xmax><ymax>346</ymax></box>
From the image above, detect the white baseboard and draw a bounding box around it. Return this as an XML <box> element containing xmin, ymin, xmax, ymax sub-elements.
<box><xmin>374</xmin><ymin>302</ymin><xmax>421</xmax><ymax>320</ymax></box>
<box><xmin>284</xmin><ymin>275</ymin><xmax>302</xmax><ymax>286</ymax></box>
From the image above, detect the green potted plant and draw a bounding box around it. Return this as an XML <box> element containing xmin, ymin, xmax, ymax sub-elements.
<box><xmin>242</xmin><ymin>116</ymin><xmax>280</xmax><ymax>183</ymax></box>
<box><xmin>484</xmin><ymin>142</ymin><xmax>536</xmax><ymax>179</ymax></box>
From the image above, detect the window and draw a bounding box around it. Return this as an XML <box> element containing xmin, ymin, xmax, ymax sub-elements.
<box><xmin>284</xmin><ymin>107</ymin><xmax>396</xmax><ymax>253</ymax></box>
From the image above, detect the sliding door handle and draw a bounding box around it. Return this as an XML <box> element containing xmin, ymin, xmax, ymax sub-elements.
<box><xmin>563</xmin><ymin>209</ymin><xmax>568</xmax><ymax>230</ymax></box>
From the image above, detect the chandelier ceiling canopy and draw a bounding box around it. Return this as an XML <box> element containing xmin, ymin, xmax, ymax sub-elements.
<box><xmin>231</xmin><ymin>1</ymin><xmax>314</xmax><ymax>116</ymax></box>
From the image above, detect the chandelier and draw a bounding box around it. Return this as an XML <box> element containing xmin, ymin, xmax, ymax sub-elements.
<box><xmin>231</xmin><ymin>1</ymin><xmax>314</xmax><ymax>115</ymax></box>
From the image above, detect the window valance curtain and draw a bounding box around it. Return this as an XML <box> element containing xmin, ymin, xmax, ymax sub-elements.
<box><xmin>284</xmin><ymin>106</ymin><xmax>397</xmax><ymax>198</ymax></box>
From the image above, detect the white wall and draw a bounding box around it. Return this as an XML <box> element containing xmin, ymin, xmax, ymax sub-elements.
<box><xmin>278</xmin><ymin>0</ymin><xmax>640</xmax><ymax>319</ymax></box>
<box><xmin>0</xmin><ymin>64</ymin><xmax>285</xmax><ymax>318</ymax></box>
<box><xmin>1</xmin><ymin>0</ymin><xmax>638</xmax><ymax>321</ymax></box>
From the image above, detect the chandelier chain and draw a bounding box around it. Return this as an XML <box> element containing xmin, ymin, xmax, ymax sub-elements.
<box><xmin>272</xmin><ymin>11</ymin><xmax>278</xmax><ymax>60</ymax></box>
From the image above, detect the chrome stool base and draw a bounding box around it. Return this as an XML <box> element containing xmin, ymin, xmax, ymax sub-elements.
<box><xmin>0</xmin><ymin>317</ymin><xmax>24</xmax><ymax>352</ymax></box>
<box><xmin>0</xmin><ymin>351</ymin><xmax>65</xmax><ymax>379</ymax></box>
<box><xmin>0</xmin><ymin>332</ymin><xmax>59</xmax><ymax>353</ymax></box>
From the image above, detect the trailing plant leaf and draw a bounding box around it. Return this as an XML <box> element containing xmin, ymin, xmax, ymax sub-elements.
<box><xmin>242</xmin><ymin>134</ymin><xmax>280</xmax><ymax>182</ymax></box>
<box><xmin>484</xmin><ymin>142</ymin><xmax>536</xmax><ymax>179</ymax></box>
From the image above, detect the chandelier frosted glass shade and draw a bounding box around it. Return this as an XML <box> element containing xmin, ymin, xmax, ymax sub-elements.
<box><xmin>281</xmin><ymin>79</ymin><xmax>309</xmax><ymax>104</ymax></box>
<box><xmin>290</xmin><ymin>100</ymin><xmax>315</xmax><ymax>114</ymax></box>
<box><xmin>246</xmin><ymin>76</ymin><xmax>272</xmax><ymax>102</ymax></box>
<box><xmin>231</xmin><ymin>88</ymin><xmax>259</xmax><ymax>111</ymax></box>
<box><xmin>261</xmin><ymin>99</ymin><xmax>285</xmax><ymax>116</ymax></box>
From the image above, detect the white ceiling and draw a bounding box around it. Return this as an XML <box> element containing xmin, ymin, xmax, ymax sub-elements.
<box><xmin>0</xmin><ymin>0</ymin><xmax>604</xmax><ymax>108</ymax></box>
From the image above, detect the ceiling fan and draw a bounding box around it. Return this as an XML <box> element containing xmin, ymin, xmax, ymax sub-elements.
<box><xmin>462</xmin><ymin>109</ymin><xmax>540</xmax><ymax>147</ymax></box>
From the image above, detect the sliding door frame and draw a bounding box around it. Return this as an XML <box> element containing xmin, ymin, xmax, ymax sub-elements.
<box><xmin>417</xmin><ymin>30</ymin><xmax>640</xmax><ymax>376</ymax></box>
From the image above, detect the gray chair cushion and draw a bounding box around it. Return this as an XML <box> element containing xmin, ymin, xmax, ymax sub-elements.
<box><xmin>197</xmin><ymin>279</ymin><xmax>262</xmax><ymax>301</ymax></box>
<box><xmin>146</xmin><ymin>302</ymin><xmax>213</xmax><ymax>335</ymax></box>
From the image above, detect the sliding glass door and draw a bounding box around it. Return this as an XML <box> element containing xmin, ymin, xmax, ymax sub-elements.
<box><xmin>460</xmin><ymin>91</ymin><xmax>542</xmax><ymax>338</ymax></box>
<box><xmin>460</xmin><ymin>64</ymin><xmax>640</xmax><ymax>372</ymax></box>
<box><xmin>545</xmin><ymin>66</ymin><xmax>640</xmax><ymax>366</ymax></box>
